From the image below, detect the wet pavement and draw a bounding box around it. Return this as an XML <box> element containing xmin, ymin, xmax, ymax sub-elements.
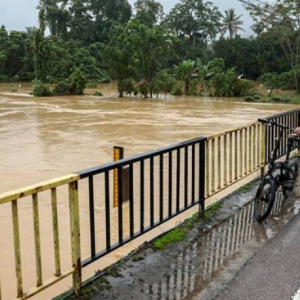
<box><xmin>60</xmin><ymin>182</ymin><xmax>300</xmax><ymax>300</ymax></box>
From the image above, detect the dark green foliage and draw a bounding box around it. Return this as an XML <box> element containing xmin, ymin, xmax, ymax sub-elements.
<box><xmin>171</xmin><ymin>85</ymin><xmax>184</xmax><ymax>96</ymax></box>
<box><xmin>53</xmin><ymin>68</ymin><xmax>87</xmax><ymax>95</ymax></box>
<box><xmin>232</xmin><ymin>79</ymin><xmax>254</xmax><ymax>97</ymax></box>
<box><xmin>154</xmin><ymin>70</ymin><xmax>177</xmax><ymax>98</ymax></box>
<box><xmin>32</xmin><ymin>80</ymin><xmax>53</xmax><ymax>97</ymax></box>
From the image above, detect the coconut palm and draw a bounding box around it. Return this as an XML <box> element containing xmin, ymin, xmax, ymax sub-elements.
<box><xmin>221</xmin><ymin>9</ymin><xmax>245</xmax><ymax>39</ymax></box>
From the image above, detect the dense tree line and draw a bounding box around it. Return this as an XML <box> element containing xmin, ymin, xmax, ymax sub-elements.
<box><xmin>0</xmin><ymin>0</ymin><xmax>297</xmax><ymax>97</ymax></box>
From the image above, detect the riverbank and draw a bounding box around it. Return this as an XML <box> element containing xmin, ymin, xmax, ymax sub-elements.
<box><xmin>56</xmin><ymin>181</ymin><xmax>300</xmax><ymax>300</ymax></box>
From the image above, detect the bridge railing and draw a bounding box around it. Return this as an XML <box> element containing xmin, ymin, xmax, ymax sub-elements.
<box><xmin>0</xmin><ymin>174</ymin><xmax>82</xmax><ymax>300</ymax></box>
<box><xmin>205</xmin><ymin>121</ymin><xmax>265</xmax><ymax>197</ymax></box>
<box><xmin>0</xmin><ymin>109</ymin><xmax>299</xmax><ymax>300</ymax></box>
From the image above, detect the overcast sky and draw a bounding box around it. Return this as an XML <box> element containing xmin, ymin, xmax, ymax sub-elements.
<box><xmin>0</xmin><ymin>0</ymin><xmax>253</xmax><ymax>34</ymax></box>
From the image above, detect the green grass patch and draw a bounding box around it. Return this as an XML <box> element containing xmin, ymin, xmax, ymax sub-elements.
<box><xmin>153</xmin><ymin>228</ymin><xmax>186</xmax><ymax>250</ymax></box>
<box><xmin>239</xmin><ymin>183</ymin><xmax>251</xmax><ymax>193</ymax></box>
<box><xmin>205</xmin><ymin>202</ymin><xmax>222</xmax><ymax>219</ymax></box>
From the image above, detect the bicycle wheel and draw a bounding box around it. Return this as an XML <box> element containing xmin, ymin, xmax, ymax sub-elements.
<box><xmin>254</xmin><ymin>177</ymin><xmax>276</xmax><ymax>222</ymax></box>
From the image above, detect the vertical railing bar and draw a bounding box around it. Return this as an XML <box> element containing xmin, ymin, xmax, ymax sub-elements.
<box><xmin>88</xmin><ymin>176</ymin><xmax>96</xmax><ymax>258</ymax></box>
<box><xmin>239</xmin><ymin>129</ymin><xmax>243</xmax><ymax>178</ymax></box>
<box><xmin>224</xmin><ymin>134</ymin><xmax>228</xmax><ymax>186</ymax></box>
<box><xmin>184</xmin><ymin>147</ymin><xmax>188</xmax><ymax>208</ymax></box>
<box><xmin>69</xmin><ymin>181</ymin><xmax>82</xmax><ymax>296</ymax></box>
<box><xmin>176</xmin><ymin>148</ymin><xmax>181</xmax><ymax>212</ymax></box>
<box><xmin>51</xmin><ymin>188</ymin><xmax>61</xmax><ymax>277</ymax></box>
<box><xmin>159</xmin><ymin>155</ymin><xmax>163</xmax><ymax>222</ymax></box>
<box><xmin>141</xmin><ymin>160</ymin><xmax>145</xmax><ymax>232</ymax></box>
<box><xmin>32</xmin><ymin>193</ymin><xmax>42</xmax><ymax>287</ymax></box>
<box><xmin>105</xmin><ymin>171</ymin><xmax>112</xmax><ymax>249</ymax></box>
<box><xmin>118</xmin><ymin>166</ymin><xmax>123</xmax><ymax>244</ymax></box>
<box><xmin>244</xmin><ymin>127</ymin><xmax>248</xmax><ymax>175</ymax></box>
<box><xmin>218</xmin><ymin>136</ymin><xmax>221</xmax><ymax>190</ymax></box>
<box><xmin>253</xmin><ymin>125</ymin><xmax>256</xmax><ymax>169</ymax></box>
<box><xmin>12</xmin><ymin>200</ymin><xmax>23</xmax><ymax>298</ymax></box>
<box><xmin>268</xmin><ymin>122</ymin><xmax>271</xmax><ymax>163</ymax></box>
<box><xmin>211</xmin><ymin>138</ymin><xmax>215</xmax><ymax>193</ymax></box>
<box><xmin>235</xmin><ymin>131</ymin><xmax>238</xmax><ymax>180</ymax></box>
<box><xmin>206</xmin><ymin>140</ymin><xmax>210</xmax><ymax>197</ymax></box>
<box><xmin>199</xmin><ymin>141</ymin><xmax>206</xmax><ymax>216</ymax></box>
<box><xmin>191</xmin><ymin>144</ymin><xmax>195</xmax><ymax>204</ymax></box>
<box><xmin>229</xmin><ymin>132</ymin><xmax>233</xmax><ymax>183</ymax></box>
<box><xmin>168</xmin><ymin>151</ymin><xmax>173</xmax><ymax>217</ymax></box>
<box><xmin>150</xmin><ymin>157</ymin><xmax>155</xmax><ymax>226</ymax></box>
<box><xmin>249</xmin><ymin>126</ymin><xmax>252</xmax><ymax>173</ymax></box>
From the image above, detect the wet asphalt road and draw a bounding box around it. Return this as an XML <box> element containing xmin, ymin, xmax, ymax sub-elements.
<box><xmin>214</xmin><ymin>213</ymin><xmax>300</xmax><ymax>300</ymax></box>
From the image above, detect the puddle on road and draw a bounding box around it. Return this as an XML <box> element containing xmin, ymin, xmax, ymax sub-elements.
<box><xmin>139</xmin><ymin>195</ymin><xmax>300</xmax><ymax>300</ymax></box>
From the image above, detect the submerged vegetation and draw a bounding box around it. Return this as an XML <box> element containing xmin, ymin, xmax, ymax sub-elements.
<box><xmin>0</xmin><ymin>0</ymin><xmax>300</xmax><ymax>100</ymax></box>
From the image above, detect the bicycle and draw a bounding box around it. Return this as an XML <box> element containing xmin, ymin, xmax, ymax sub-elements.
<box><xmin>254</xmin><ymin>118</ymin><xmax>300</xmax><ymax>222</ymax></box>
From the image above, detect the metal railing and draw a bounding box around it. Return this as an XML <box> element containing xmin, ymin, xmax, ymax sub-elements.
<box><xmin>77</xmin><ymin>137</ymin><xmax>206</xmax><ymax>268</ymax></box>
<box><xmin>0</xmin><ymin>109</ymin><xmax>299</xmax><ymax>299</ymax></box>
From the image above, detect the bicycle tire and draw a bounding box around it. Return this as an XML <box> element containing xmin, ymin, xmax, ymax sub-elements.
<box><xmin>254</xmin><ymin>177</ymin><xmax>276</xmax><ymax>222</ymax></box>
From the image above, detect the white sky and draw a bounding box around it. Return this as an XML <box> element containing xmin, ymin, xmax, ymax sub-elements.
<box><xmin>0</xmin><ymin>0</ymin><xmax>254</xmax><ymax>34</ymax></box>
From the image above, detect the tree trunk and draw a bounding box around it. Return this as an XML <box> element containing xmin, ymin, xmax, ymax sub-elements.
<box><xmin>294</xmin><ymin>70</ymin><xmax>299</xmax><ymax>94</ymax></box>
<box><xmin>185</xmin><ymin>80</ymin><xmax>190</xmax><ymax>95</ymax></box>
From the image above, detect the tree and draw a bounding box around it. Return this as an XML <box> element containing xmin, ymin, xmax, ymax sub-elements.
<box><xmin>33</xmin><ymin>3</ymin><xmax>49</xmax><ymax>82</ymax></box>
<box><xmin>39</xmin><ymin>0</ymin><xmax>70</xmax><ymax>39</ymax></box>
<box><xmin>220</xmin><ymin>9</ymin><xmax>245</xmax><ymax>39</ymax></box>
<box><xmin>103</xmin><ymin>25</ymin><xmax>136</xmax><ymax>97</ymax></box>
<box><xmin>244</xmin><ymin>0</ymin><xmax>300</xmax><ymax>93</ymax></box>
<box><xmin>164</xmin><ymin>0</ymin><xmax>222</xmax><ymax>45</ymax></box>
<box><xmin>0</xmin><ymin>26</ymin><xmax>9</xmax><ymax>76</ymax></box>
<box><xmin>125</xmin><ymin>20</ymin><xmax>176</xmax><ymax>98</ymax></box>
<box><xmin>134</xmin><ymin>0</ymin><xmax>164</xmax><ymax>27</ymax></box>
<box><xmin>174</xmin><ymin>60</ymin><xmax>197</xmax><ymax>95</ymax></box>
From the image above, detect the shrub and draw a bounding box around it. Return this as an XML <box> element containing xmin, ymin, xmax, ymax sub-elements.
<box><xmin>154</xmin><ymin>71</ymin><xmax>177</xmax><ymax>98</ymax></box>
<box><xmin>124</xmin><ymin>79</ymin><xmax>136</xmax><ymax>96</ymax></box>
<box><xmin>32</xmin><ymin>80</ymin><xmax>53</xmax><ymax>97</ymax></box>
<box><xmin>86</xmin><ymin>80</ymin><xmax>99</xmax><ymax>89</ymax></box>
<box><xmin>244</xmin><ymin>96</ymin><xmax>255</xmax><ymax>102</ymax></box>
<box><xmin>259</xmin><ymin>73</ymin><xmax>278</xmax><ymax>90</ymax></box>
<box><xmin>94</xmin><ymin>91</ymin><xmax>103</xmax><ymax>97</ymax></box>
<box><xmin>277</xmin><ymin>71</ymin><xmax>296</xmax><ymax>90</ymax></box>
<box><xmin>232</xmin><ymin>79</ymin><xmax>254</xmax><ymax>97</ymax></box>
<box><xmin>171</xmin><ymin>85</ymin><xmax>184</xmax><ymax>96</ymax></box>
<box><xmin>69</xmin><ymin>68</ymin><xmax>87</xmax><ymax>95</ymax></box>
<box><xmin>53</xmin><ymin>68</ymin><xmax>88</xmax><ymax>96</ymax></box>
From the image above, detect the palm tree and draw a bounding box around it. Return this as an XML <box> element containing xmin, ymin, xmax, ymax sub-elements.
<box><xmin>221</xmin><ymin>9</ymin><xmax>245</xmax><ymax>39</ymax></box>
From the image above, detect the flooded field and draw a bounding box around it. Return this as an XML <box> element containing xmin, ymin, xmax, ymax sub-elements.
<box><xmin>0</xmin><ymin>83</ymin><xmax>299</xmax><ymax>299</ymax></box>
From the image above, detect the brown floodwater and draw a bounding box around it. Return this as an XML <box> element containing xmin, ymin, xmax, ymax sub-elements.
<box><xmin>0</xmin><ymin>83</ymin><xmax>298</xmax><ymax>300</ymax></box>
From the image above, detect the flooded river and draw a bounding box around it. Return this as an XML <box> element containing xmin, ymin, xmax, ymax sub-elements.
<box><xmin>0</xmin><ymin>83</ymin><xmax>298</xmax><ymax>299</ymax></box>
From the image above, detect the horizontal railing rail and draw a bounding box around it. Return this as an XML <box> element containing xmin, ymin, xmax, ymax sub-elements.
<box><xmin>0</xmin><ymin>109</ymin><xmax>299</xmax><ymax>300</ymax></box>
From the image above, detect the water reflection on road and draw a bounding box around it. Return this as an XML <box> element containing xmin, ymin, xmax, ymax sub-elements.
<box><xmin>142</xmin><ymin>194</ymin><xmax>299</xmax><ymax>300</ymax></box>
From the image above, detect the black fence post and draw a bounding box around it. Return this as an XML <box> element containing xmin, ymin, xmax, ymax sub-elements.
<box><xmin>199</xmin><ymin>139</ymin><xmax>206</xmax><ymax>219</ymax></box>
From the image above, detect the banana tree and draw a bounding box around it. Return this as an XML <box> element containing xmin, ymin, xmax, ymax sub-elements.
<box><xmin>174</xmin><ymin>59</ymin><xmax>197</xmax><ymax>95</ymax></box>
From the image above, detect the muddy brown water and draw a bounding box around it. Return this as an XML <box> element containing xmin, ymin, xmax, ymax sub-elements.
<box><xmin>0</xmin><ymin>83</ymin><xmax>299</xmax><ymax>300</ymax></box>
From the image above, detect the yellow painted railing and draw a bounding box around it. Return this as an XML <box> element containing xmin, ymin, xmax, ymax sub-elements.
<box><xmin>0</xmin><ymin>174</ymin><xmax>82</xmax><ymax>300</ymax></box>
<box><xmin>205</xmin><ymin>122</ymin><xmax>266</xmax><ymax>198</ymax></box>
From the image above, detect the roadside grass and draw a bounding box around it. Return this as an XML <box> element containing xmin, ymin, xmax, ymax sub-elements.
<box><xmin>239</xmin><ymin>183</ymin><xmax>252</xmax><ymax>193</ymax></box>
<box><xmin>153</xmin><ymin>202</ymin><xmax>222</xmax><ymax>251</ymax></box>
